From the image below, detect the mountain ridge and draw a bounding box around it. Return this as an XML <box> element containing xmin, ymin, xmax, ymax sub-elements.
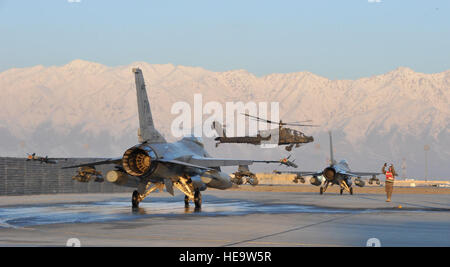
<box><xmin>0</xmin><ymin>60</ymin><xmax>448</xmax><ymax>178</ymax></box>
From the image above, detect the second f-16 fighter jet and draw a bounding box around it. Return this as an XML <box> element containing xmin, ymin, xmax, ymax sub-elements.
<box><xmin>274</xmin><ymin>132</ymin><xmax>381</xmax><ymax>195</ymax></box>
<box><xmin>26</xmin><ymin>153</ymin><xmax>66</xmax><ymax>164</ymax></box>
<box><xmin>63</xmin><ymin>68</ymin><xmax>295</xmax><ymax>209</ymax></box>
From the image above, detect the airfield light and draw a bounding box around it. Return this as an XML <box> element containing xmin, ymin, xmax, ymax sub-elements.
<box><xmin>424</xmin><ymin>145</ymin><xmax>430</xmax><ymax>182</ymax></box>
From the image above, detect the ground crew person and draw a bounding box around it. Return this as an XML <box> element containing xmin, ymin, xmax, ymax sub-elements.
<box><xmin>382</xmin><ymin>163</ymin><xmax>397</xmax><ymax>202</ymax></box>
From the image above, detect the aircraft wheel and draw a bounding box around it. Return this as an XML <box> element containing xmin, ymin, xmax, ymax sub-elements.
<box><xmin>232</xmin><ymin>177</ymin><xmax>244</xmax><ymax>185</ymax></box>
<box><xmin>350</xmin><ymin>187</ymin><xmax>353</xmax><ymax>195</ymax></box>
<box><xmin>340</xmin><ymin>188</ymin><xmax>343</xmax><ymax>195</ymax></box>
<box><xmin>132</xmin><ymin>190</ymin><xmax>140</xmax><ymax>208</ymax></box>
<box><xmin>248</xmin><ymin>176</ymin><xmax>259</xmax><ymax>186</ymax></box>
<box><xmin>320</xmin><ymin>187</ymin><xmax>324</xmax><ymax>195</ymax></box>
<box><xmin>184</xmin><ymin>195</ymin><xmax>189</xmax><ymax>208</ymax></box>
<box><xmin>194</xmin><ymin>191</ymin><xmax>202</xmax><ymax>209</ymax></box>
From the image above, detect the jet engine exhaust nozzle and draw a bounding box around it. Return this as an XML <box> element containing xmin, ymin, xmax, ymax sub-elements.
<box><xmin>323</xmin><ymin>167</ymin><xmax>336</xmax><ymax>181</ymax></box>
<box><xmin>122</xmin><ymin>145</ymin><xmax>158</xmax><ymax>177</ymax></box>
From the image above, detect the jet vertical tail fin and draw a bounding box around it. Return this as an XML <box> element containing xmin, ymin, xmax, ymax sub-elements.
<box><xmin>329</xmin><ymin>131</ymin><xmax>335</xmax><ymax>166</ymax></box>
<box><xmin>133</xmin><ymin>68</ymin><xmax>166</xmax><ymax>144</ymax></box>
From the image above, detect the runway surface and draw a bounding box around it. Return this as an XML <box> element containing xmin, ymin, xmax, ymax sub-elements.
<box><xmin>0</xmin><ymin>190</ymin><xmax>449</xmax><ymax>246</ymax></box>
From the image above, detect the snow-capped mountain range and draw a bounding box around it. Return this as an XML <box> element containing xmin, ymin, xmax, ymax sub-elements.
<box><xmin>0</xmin><ymin>60</ymin><xmax>448</xmax><ymax>178</ymax></box>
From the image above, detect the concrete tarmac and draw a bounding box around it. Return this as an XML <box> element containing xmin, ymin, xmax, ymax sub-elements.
<box><xmin>0</xmin><ymin>189</ymin><xmax>449</xmax><ymax>247</ymax></box>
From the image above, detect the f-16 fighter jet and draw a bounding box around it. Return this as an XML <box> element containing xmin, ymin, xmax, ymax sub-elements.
<box><xmin>26</xmin><ymin>153</ymin><xmax>64</xmax><ymax>164</ymax></box>
<box><xmin>274</xmin><ymin>132</ymin><xmax>381</xmax><ymax>195</ymax></box>
<box><xmin>63</xmin><ymin>68</ymin><xmax>295</xmax><ymax>209</ymax></box>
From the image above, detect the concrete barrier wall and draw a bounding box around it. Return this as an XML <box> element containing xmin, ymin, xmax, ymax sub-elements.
<box><xmin>255</xmin><ymin>173</ymin><xmax>449</xmax><ymax>187</ymax></box>
<box><xmin>0</xmin><ymin>157</ymin><xmax>133</xmax><ymax>196</ymax></box>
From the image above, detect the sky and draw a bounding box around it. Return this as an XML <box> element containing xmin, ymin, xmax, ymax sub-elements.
<box><xmin>0</xmin><ymin>0</ymin><xmax>449</xmax><ymax>79</ymax></box>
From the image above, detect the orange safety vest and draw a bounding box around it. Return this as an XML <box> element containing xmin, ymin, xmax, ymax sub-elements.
<box><xmin>385</xmin><ymin>171</ymin><xmax>395</xmax><ymax>182</ymax></box>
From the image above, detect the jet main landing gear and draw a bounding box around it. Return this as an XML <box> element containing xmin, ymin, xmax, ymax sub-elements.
<box><xmin>194</xmin><ymin>190</ymin><xmax>202</xmax><ymax>209</ymax></box>
<box><xmin>132</xmin><ymin>190</ymin><xmax>140</xmax><ymax>208</ymax></box>
<box><xmin>338</xmin><ymin>180</ymin><xmax>353</xmax><ymax>195</ymax></box>
<box><xmin>340</xmin><ymin>187</ymin><xmax>354</xmax><ymax>195</ymax></box>
<box><xmin>131</xmin><ymin>177</ymin><xmax>204</xmax><ymax>210</ymax></box>
<box><xmin>184</xmin><ymin>190</ymin><xmax>202</xmax><ymax>211</ymax></box>
<box><xmin>131</xmin><ymin>182</ymin><xmax>164</xmax><ymax>208</ymax></box>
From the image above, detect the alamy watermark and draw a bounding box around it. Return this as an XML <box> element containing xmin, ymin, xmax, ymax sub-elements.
<box><xmin>366</xmin><ymin>238</ymin><xmax>381</xmax><ymax>247</ymax></box>
<box><xmin>66</xmin><ymin>238</ymin><xmax>81</xmax><ymax>247</ymax></box>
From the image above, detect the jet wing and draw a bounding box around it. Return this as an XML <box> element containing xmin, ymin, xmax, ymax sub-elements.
<box><xmin>345</xmin><ymin>171</ymin><xmax>381</xmax><ymax>177</ymax></box>
<box><xmin>36</xmin><ymin>157</ymin><xmax>68</xmax><ymax>161</ymax></box>
<box><xmin>61</xmin><ymin>157</ymin><xmax>122</xmax><ymax>169</ymax></box>
<box><xmin>61</xmin><ymin>156</ymin><xmax>284</xmax><ymax>171</ymax></box>
<box><xmin>189</xmin><ymin>156</ymin><xmax>289</xmax><ymax>168</ymax></box>
<box><xmin>158</xmin><ymin>159</ymin><xmax>213</xmax><ymax>170</ymax></box>
<box><xmin>273</xmin><ymin>170</ymin><xmax>322</xmax><ymax>176</ymax></box>
<box><xmin>189</xmin><ymin>157</ymin><xmax>253</xmax><ymax>167</ymax></box>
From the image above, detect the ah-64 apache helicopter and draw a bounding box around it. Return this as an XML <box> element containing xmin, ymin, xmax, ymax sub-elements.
<box><xmin>212</xmin><ymin>113</ymin><xmax>318</xmax><ymax>151</ymax></box>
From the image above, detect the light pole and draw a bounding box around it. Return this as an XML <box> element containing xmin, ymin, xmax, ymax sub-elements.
<box><xmin>401</xmin><ymin>158</ymin><xmax>406</xmax><ymax>179</ymax></box>
<box><xmin>424</xmin><ymin>145</ymin><xmax>430</xmax><ymax>182</ymax></box>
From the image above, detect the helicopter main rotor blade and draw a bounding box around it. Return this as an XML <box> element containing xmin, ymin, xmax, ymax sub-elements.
<box><xmin>248</xmin><ymin>117</ymin><xmax>281</xmax><ymax>126</ymax></box>
<box><xmin>283</xmin><ymin>122</ymin><xmax>320</xmax><ymax>127</ymax></box>
<box><xmin>242</xmin><ymin>113</ymin><xmax>319</xmax><ymax>127</ymax></box>
<box><xmin>285</xmin><ymin>120</ymin><xmax>313</xmax><ymax>123</ymax></box>
<box><xmin>242</xmin><ymin>113</ymin><xmax>280</xmax><ymax>125</ymax></box>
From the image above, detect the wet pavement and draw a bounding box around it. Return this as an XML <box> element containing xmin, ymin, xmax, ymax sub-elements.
<box><xmin>0</xmin><ymin>191</ymin><xmax>449</xmax><ymax>246</ymax></box>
